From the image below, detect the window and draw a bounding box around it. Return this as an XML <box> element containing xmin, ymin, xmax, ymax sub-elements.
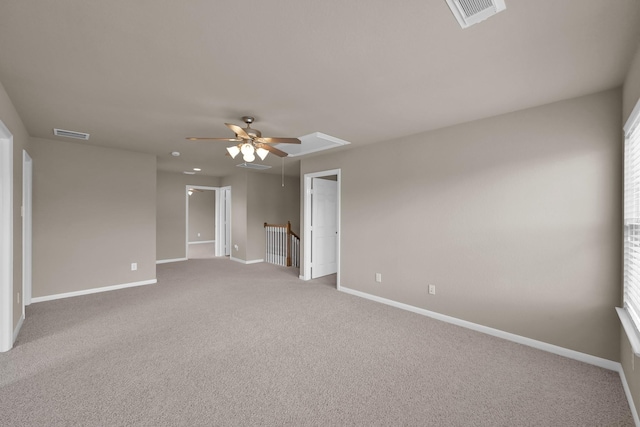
<box><xmin>622</xmin><ymin>98</ymin><xmax>640</xmax><ymax>355</ymax></box>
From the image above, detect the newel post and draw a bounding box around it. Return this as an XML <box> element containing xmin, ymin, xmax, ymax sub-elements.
<box><xmin>286</xmin><ymin>221</ymin><xmax>292</xmax><ymax>267</ymax></box>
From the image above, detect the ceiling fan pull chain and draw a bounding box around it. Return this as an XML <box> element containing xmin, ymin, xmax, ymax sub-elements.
<box><xmin>282</xmin><ymin>157</ymin><xmax>285</xmax><ymax>187</ymax></box>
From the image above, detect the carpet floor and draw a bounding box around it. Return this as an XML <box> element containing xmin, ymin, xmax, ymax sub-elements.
<box><xmin>0</xmin><ymin>258</ymin><xmax>633</xmax><ymax>426</ymax></box>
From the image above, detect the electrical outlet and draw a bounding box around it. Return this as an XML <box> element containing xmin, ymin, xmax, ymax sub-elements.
<box><xmin>428</xmin><ymin>284</ymin><xmax>436</xmax><ymax>295</ymax></box>
<box><xmin>131</xmin><ymin>262</ymin><xmax>137</xmax><ymax>271</ymax></box>
<box><xmin>234</xmin><ymin>244</ymin><xmax>239</xmax><ymax>251</ymax></box>
<box><xmin>198</xmin><ymin>232</ymin><xmax>201</xmax><ymax>237</ymax></box>
<box><xmin>375</xmin><ymin>273</ymin><xmax>382</xmax><ymax>283</ymax></box>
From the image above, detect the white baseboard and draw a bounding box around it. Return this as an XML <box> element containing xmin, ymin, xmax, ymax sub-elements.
<box><xmin>13</xmin><ymin>314</ymin><xmax>24</xmax><ymax>343</ymax></box>
<box><xmin>31</xmin><ymin>279</ymin><xmax>157</xmax><ymax>303</ymax></box>
<box><xmin>618</xmin><ymin>363</ymin><xmax>640</xmax><ymax>426</ymax></box>
<box><xmin>156</xmin><ymin>258</ymin><xmax>187</xmax><ymax>264</ymax></box>
<box><xmin>339</xmin><ymin>286</ymin><xmax>619</xmax><ymax>372</ymax></box>
<box><xmin>230</xmin><ymin>257</ymin><xmax>264</xmax><ymax>265</ymax></box>
<box><xmin>188</xmin><ymin>240</ymin><xmax>215</xmax><ymax>245</ymax></box>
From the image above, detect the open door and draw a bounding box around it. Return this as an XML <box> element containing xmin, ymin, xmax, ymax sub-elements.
<box><xmin>311</xmin><ymin>177</ymin><xmax>338</xmax><ymax>278</ymax></box>
<box><xmin>303</xmin><ymin>169</ymin><xmax>341</xmax><ymax>286</ymax></box>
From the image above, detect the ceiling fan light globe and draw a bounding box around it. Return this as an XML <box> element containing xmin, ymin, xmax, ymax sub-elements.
<box><xmin>243</xmin><ymin>153</ymin><xmax>256</xmax><ymax>162</ymax></box>
<box><xmin>226</xmin><ymin>146</ymin><xmax>240</xmax><ymax>159</ymax></box>
<box><xmin>256</xmin><ymin>147</ymin><xmax>269</xmax><ymax>160</ymax></box>
<box><xmin>240</xmin><ymin>143</ymin><xmax>254</xmax><ymax>156</ymax></box>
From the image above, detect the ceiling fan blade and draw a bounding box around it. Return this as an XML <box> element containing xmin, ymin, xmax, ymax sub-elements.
<box><xmin>255</xmin><ymin>137</ymin><xmax>301</xmax><ymax>144</ymax></box>
<box><xmin>258</xmin><ymin>144</ymin><xmax>289</xmax><ymax>157</ymax></box>
<box><xmin>186</xmin><ymin>137</ymin><xmax>241</xmax><ymax>141</ymax></box>
<box><xmin>225</xmin><ymin>123</ymin><xmax>250</xmax><ymax>140</ymax></box>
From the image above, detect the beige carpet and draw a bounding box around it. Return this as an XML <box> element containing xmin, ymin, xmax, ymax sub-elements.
<box><xmin>0</xmin><ymin>259</ymin><xmax>633</xmax><ymax>426</ymax></box>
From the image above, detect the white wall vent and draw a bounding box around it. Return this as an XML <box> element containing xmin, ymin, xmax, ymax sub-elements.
<box><xmin>445</xmin><ymin>0</ymin><xmax>506</xmax><ymax>29</ymax></box>
<box><xmin>53</xmin><ymin>128</ymin><xmax>90</xmax><ymax>140</ymax></box>
<box><xmin>236</xmin><ymin>162</ymin><xmax>271</xmax><ymax>170</ymax></box>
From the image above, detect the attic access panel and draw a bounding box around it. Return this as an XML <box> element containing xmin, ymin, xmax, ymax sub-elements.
<box><xmin>274</xmin><ymin>132</ymin><xmax>350</xmax><ymax>157</ymax></box>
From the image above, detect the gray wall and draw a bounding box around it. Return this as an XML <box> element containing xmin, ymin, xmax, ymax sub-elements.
<box><xmin>156</xmin><ymin>171</ymin><xmax>219</xmax><ymax>261</ymax></box>
<box><xmin>30</xmin><ymin>137</ymin><xmax>157</xmax><ymax>297</ymax></box>
<box><xmin>0</xmin><ymin>79</ymin><xmax>28</xmax><ymax>329</ymax></box>
<box><xmin>247</xmin><ymin>173</ymin><xmax>300</xmax><ymax>261</ymax></box>
<box><xmin>301</xmin><ymin>89</ymin><xmax>622</xmax><ymax>362</ymax></box>
<box><xmin>188</xmin><ymin>189</ymin><xmax>215</xmax><ymax>242</ymax></box>
<box><xmin>621</xmin><ymin>41</ymin><xmax>640</xmax><ymax>417</ymax></box>
<box><xmin>222</xmin><ymin>171</ymin><xmax>300</xmax><ymax>262</ymax></box>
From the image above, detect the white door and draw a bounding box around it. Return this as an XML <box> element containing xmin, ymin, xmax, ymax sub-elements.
<box><xmin>311</xmin><ymin>178</ymin><xmax>338</xmax><ymax>278</ymax></box>
<box><xmin>22</xmin><ymin>151</ymin><xmax>32</xmax><ymax>313</ymax></box>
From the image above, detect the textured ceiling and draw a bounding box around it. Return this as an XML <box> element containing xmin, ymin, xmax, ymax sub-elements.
<box><xmin>0</xmin><ymin>0</ymin><xmax>639</xmax><ymax>177</ymax></box>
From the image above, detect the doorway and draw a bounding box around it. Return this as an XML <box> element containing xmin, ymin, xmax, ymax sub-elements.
<box><xmin>303</xmin><ymin>169</ymin><xmax>341</xmax><ymax>288</ymax></box>
<box><xmin>186</xmin><ymin>186</ymin><xmax>217</xmax><ymax>259</ymax></box>
<box><xmin>219</xmin><ymin>187</ymin><xmax>231</xmax><ymax>256</ymax></box>
<box><xmin>0</xmin><ymin>120</ymin><xmax>13</xmax><ymax>352</ymax></box>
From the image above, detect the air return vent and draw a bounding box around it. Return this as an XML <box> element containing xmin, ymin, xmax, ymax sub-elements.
<box><xmin>445</xmin><ymin>0</ymin><xmax>506</xmax><ymax>29</ymax></box>
<box><xmin>53</xmin><ymin>128</ymin><xmax>90</xmax><ymax>140</ymax></box>
<box><xmin>236</xmin><ymin>162</ymin><xmax>272</xmax><ymax>170</ymax></box>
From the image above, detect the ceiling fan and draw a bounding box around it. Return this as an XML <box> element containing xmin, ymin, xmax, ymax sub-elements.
<box><xmin>186</xmin><ymin>116</ymin><xmax>301</xmax><ymax>162</ymax></box>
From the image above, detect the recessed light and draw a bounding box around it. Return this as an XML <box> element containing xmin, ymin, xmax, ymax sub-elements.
<box><xmin>183</xmin><ymin>171</ymin><xmax>196</xmax><ymax>175</ymax></box>
<box><xmin>171</xmin><ymin>151</ymin><xmax>181</xmax><ymax>157</ymax></box>
<box><xmin>193</xmin><ymin>168</ymin><xmax>201</xmax><ymax>171</ymax></box>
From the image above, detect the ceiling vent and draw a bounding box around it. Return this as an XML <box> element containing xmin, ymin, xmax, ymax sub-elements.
<box><xmin>445</xmin><ymin>0</ymin><xmax>506</xmax><ymax>29</ymax></box>
<box><xmin>53</xmin><ymin>128</ymin><xmax>90</xmax><ymax>140</ymax></box>
<box><xmin>236</xmin><ymin>162</ymin><xmax>271</xmax><ymax>170</ymax></box>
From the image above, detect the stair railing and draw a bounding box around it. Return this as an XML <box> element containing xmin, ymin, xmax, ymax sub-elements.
<box><xmin>264</xmin><ymin>221</ymin><xmax>300</xmax><ymax>268</ymax></box>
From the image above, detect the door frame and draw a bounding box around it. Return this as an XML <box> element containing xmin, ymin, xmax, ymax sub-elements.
<box><xmin>219</xmin><ymin>186</ymin><xmax>231</xmax><ymax>256</ymax></box>
<box><xmin>22</xmin><ymin>150</ymin><xmax>32</xmax><ymax>313</ymax></box>
<box><xmin>0</xmin><ymin>120</ymin><xmax>13</xmax><ymax>352</ymax></box>
<box><xmin>185</xmin><ymin>185</ymin><xmax>221</xmax><ymax>258</ymax></box>
<box><xmin>302</xmin><ymin>169</ymin><xmax>341</xmax><ymax>289</ymax></box>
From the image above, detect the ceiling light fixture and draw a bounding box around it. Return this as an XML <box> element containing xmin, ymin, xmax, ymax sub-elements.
<box><xmin>193</xmin><ymin>168</ymin><xmax>201</xmax><ymax>171</ymax></box>
<box><xmin>188</xmin><ymin>116</ymin><xmax>301</xmax><ymax>163</ymax></box>
<box><xmin>171</xmin><ymin>151</ymin><xmax>181</xmax><ymax>157</ymax></box>
<box><xmin>256</xmin><ymin>147</ymin><xmax>269</xmax><ymax>161</ymax></box>
<box><xmin>240</xmin><ymin>143</ymin><xmax>256</xmax><ymax>162</ymax></box>
<box><xmin>227</xmin><ymin>141</ymin><xmax>263</xmax><ymax>162</ymax></box>
<box><xmin>226</xmin><ymin>146</ymin><xmax>240</xmax><ymax>159</ymax></box>
<box><xmin>240</xmin><ymin>143</ymin><xmax>254</xmax><ymax>156</ymax></box>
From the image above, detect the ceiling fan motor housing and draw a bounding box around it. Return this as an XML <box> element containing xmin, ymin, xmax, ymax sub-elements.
<box><xmin>246</xmin><ymin>128</ymin><xmax>261</xmax><ymax>138</ymax></box>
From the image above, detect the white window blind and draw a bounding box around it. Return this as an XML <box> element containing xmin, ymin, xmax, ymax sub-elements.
<box><xmin>623</xmin><ymin>99</ymin><xmax>640</xmax><ymax>340</ymax></box>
